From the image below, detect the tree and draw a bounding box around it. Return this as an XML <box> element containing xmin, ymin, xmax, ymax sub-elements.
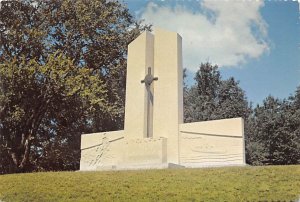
<box><xmin>184</xmin><ymin>63</ymin><xmax>257</xmax><ymax>165</ymax></box>
<box><xmin>0</xmin><ymin>0</ymin><xmax>149</xmax><ymax>173</ymax></box>
<box><xmin>293</xmin><ymin>86</ymin><xmax>300</xmax><ymax>108</ymax></box>
<box><xmin>184</xmin><ymin>63</ymin><xmax>251</xmax><ymax>123</ymax></box>
<box><xmin>0</xmin><ymin>53</ymin><xmax>108</xmax><ymax>172</ymax></box>
<box><xmin>247</xmin><ymin>95</ymin><xmax>300</xmax><ymax>165</ymax></box>
<box><xmin>184</xmin><ymin>63</ymin><xmax>300</xmax><ymax>165</ymax></box>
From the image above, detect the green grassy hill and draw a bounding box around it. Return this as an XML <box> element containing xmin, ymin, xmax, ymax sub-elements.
<box><xmin>0</xmin><ymin>165</ymin><xmax>299</xmax><ymax>202</ymax></box>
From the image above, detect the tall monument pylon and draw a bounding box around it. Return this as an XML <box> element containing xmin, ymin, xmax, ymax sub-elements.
<box><xmin>80</xmin><ymin>29</ymin><xmax>245</xmax><ymax>171</ymax></box>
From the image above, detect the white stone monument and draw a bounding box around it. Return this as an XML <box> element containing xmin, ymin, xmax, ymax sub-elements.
<box><xmin>80</xmin><ymin>29</ymin><xmax>246</xmax><ymax>171</ymax></box>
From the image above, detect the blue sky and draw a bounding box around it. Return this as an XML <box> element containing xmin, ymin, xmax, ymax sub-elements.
<box><xmin>124</xmin><ymin>0</ymin><xmax>300</xmax><ymax>105</ymax></box>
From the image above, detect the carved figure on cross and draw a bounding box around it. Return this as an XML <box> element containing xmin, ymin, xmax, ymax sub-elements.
<box><xmin>141</xmin><ymin>67</ymin><xmax>158</xmax><ymax>86</ymax></box>
<box><xmin>141</xmin><ymin>67</ymin><xmax>158</xmax><ymax>138</ymax></box>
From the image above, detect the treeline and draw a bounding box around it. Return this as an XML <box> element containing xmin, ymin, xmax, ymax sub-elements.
<box><xmin>184</xmin><ymin>63</ymin><xmax>300</xmax><ymax>166</ymax></box>
<box><xmin>0</xmin><ymin>0</ymin><xmax>149</xmax><ymax>174</ymax></box>
<box><xmin>0</xmin><ymin>0</ymin><xmax>299</xmax><ymax>174</ymax></box>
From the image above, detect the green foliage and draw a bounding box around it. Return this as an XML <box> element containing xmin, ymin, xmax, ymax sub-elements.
<box><xmin>246</xmin><ymin>96</ymin><xmax>300</xmax><ymax>165</ymax></box>
<box><xmin>184</xmin><ymin>62</ymin><xmax>251</xmax><ymax>122</ymax></box>
<box><xmin>184</xmin><ymin>63</ymin><xmax>299</xmax><ymax>166</ymax></box>
<box><xmin>0</xmin><ymin>166</ymin><xmax>299</xmax><ymax>201</ymax></box>
<box><xmin>0</xmin><ymin>0</ymin><xmax>149</xmax><ymax>173</ymax></box>
<box><xmin>1</xmin><ymin>0</ymin><xmax>298</xmax><ymax>174</ymax></box>
<box><xmin>0</xmin><ymin>53</ymin><xmax>107</xmax><ymax>172</ymax></box>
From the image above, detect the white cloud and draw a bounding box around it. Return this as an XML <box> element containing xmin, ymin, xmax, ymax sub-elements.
<box><xmin>141</xmin><ymin>1</ymin><xmax>270</xmax><ymax>71</ymax></box>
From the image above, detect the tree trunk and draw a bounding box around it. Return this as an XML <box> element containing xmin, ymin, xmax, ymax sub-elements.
<box><xmin>9</xmin><ymin>137</ymin><xmax>31</xmax><ymax>173</ymax></box>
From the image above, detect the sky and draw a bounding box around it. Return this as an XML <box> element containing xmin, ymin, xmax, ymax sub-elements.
<box><xmin>124</xmin><ymin>0</ymin><xmax>300</xmax><ymax>105</ymax></box>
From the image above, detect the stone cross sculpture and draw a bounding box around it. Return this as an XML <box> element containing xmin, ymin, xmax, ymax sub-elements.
<box><xmin>80</xmin><ymin>28</ymin><xmax>246</xmax><ymax>171</ymax></box>
<box><xmin>141</xmin><ymin>67</ymin><xmax>158</xmax><ymax>138</ymax></box>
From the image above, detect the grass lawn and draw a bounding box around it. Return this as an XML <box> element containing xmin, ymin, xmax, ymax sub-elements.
<box><xmin>0</xmin><ymin>165</ymin><xmax>299</xmax><ymax>202</ymax></box>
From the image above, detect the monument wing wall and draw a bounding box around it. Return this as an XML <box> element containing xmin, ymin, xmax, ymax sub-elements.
<box><xmin>80</xmin><ymin>131</ymin><xmax>168</xmax><ymax>170</ymax></box>
<box><xmin>80</xmin><ymin>131</ymin><xmax>125</xmax><ymax>171</ymax></box>
<box><xmin>179</xmin><ymin>118</ymin><xmax>245</xmax><ymax>167</ymax></box>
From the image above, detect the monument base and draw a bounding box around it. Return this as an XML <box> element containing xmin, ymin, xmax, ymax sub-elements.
<box><xmin>80</xmin><ymin>131</ymin><xmax>168</xmax><ymax>171</ymax></box>
<box><xmin>82</xmin><ymin>163</ymin><xmax>185</xmax><ymax>171</ymax></box>
<box><xmin>95</xmin><ymin>163</ymin><xmax>170</xmax><ymax>171</ymax></box>
<box><xmin>80</xmin><ymin>118</ymin><xmax>245</xmax><ymax>171</ymax></box>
